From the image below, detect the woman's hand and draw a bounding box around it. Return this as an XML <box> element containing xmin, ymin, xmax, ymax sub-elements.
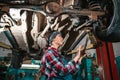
<box><xmin>78</xmin><ymin>53</ymin><xmax>87</xmax><ymax>64</ymax></box>
<box><xmin>77</xmin><ymin>45</ymin><xmax>87</xmax><ymax>64</ymax></box>
<box><xmin>73</xmin><ymin>45</ymin><xmax>87</xmax><ymax>64</ymax></box>
<box><xmin>73</xmin><ymin>45</ymin><xmax>82</xmax><ymax>63</ymax></box>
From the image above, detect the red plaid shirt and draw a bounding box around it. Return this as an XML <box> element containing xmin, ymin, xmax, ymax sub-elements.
<box><xmin>40</xmin><ymin>47</ymin><xmax>80</xmax><ymax>79</ymax></box>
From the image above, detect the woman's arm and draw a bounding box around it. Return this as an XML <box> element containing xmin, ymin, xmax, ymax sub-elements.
<box><xmin>46</xmin><ymin>50</ymin><xmax>80</xmax><ymax>76</ymax></box>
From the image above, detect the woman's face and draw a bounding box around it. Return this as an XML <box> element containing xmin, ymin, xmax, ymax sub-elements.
<box><xmin>53</xmin><ymin>34</ymin><xmax>63</xmax><ymax>46</ymax></box>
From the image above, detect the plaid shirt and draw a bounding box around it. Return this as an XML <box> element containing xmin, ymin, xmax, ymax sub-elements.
<box><xmin>40</xmin><ymin>47</ymin><xmax>80</xmax><ymax>79</ymax></box>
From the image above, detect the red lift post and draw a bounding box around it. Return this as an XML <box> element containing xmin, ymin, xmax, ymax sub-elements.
<box><xmin>96</xmin><ymin>42</ymin><xmax>119</xmax><ymax>80</ymax></box>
